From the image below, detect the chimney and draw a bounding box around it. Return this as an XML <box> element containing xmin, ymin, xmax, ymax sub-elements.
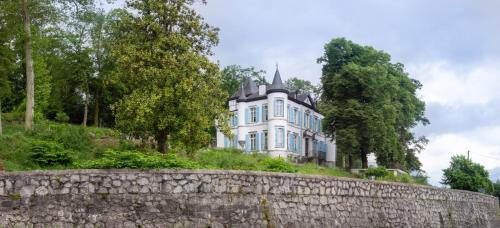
<box><xmin>258</xmin><ymin>84</ymin><xmax>266</xmax><ymax>95</ymax></box>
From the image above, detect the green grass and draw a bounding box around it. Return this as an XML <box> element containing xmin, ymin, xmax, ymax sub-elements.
<box><xmin>0</xmin><ymin>121</ymin><xmax>425</xmax><ymax>185</ymax></box>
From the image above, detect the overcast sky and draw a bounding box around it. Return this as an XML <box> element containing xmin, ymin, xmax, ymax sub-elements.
<box><xmin>105</xmin><ymin>0</ymin><xmax>500</xmax><ymax>185</ymax></box>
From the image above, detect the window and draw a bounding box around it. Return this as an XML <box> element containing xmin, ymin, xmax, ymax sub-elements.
<box><xmin>250</xmin><ymin>107</ymin><xmax>257</xmax><ymax>123</ymax></box>
<box><xmin>250</xmin><ymin>132</ymin><xmax>257</xmax><ymax>151</ymax></box>
<box><xmin>305</xmin><ymin>112</ymin><xmax>310</xmax><ymax>128</ymax></box>
<box><xmin>230</xmin><ymin>113</ymin><xmax>238</xmax><ymax>127</ymax></box>
<box><xmin>294</xmin><ymin>108</ymin><xmax>299</xmax><ymax>125</ymax></box>
<box><xmin>274</xmin><ymin>99</ymin><xmax>284</xmax><ymax>117</ymax></box>
<box><xmin>276</xmin><ymin>127</ymin><xmax>284</xmax><ymax>148</ymax></box>
<box><xmin>263</xmin><ymin>105</ymin><xmax>268</xmax><ymax>121</ymax></box>
<box><xmin>292</xmin><ymin>133</ymin><xmax>297</xmax><ymax>151</ymax></box>
<box><xmin>314</xmin><ymin>116</ymin><xmax>319</xmax><ymax>132</ymax></box>
<box><xmin>263</xmin><ymin>131</ymin><xmax>268</xmax><ymax>150</ymax></box>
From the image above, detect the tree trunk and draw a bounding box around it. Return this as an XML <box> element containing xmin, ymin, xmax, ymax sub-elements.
<box><xmin>156</xmin><ymin>131</ymin><xmax>169</xmax><ymax>154</ymax></box>
<box><xmin>22</xmin><ymin>0</ymin><xmax>34</xmax><ymax>131</ymax></box>
<box><xmin>93</xmin><ymin>92</ymin><xmax>99</xmax><ymax>127</ymax></box>
<box><xmin>0</xmin><ymin>100</ymin><xmax>3</xmax><ymax>136</ymax></box>
<box><xmin>348</xmin><ymin>154</ymin><xmax>353</xmax><ymax>170</ymax></box>
<box><xmin>361</xmin><ymin>148</ymin><xmax>368</xmax><ymax>169</ymax></box>
<box><xmin>82</xmin><ymin>94</ymin><xmax>88</xmax><ymax>127</ymax></box>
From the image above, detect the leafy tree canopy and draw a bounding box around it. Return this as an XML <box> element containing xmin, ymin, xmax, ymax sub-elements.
<box><xmin>442</xmin><ymin>155</ymin><xmax>494</xmax><ymax>194</ymax></box>
<box><xmin>285</xmin><ymin>77</ymin><xmax>321</xmax><ymax>101</ymax></box>
<box><xmin>221</xmin><ymin>64</ymin><xmax>267</xmax><ymax>97</ymax></box>
<box><xmin>318</xmin><ymin>38</ymin><xmax>428</xmax><ymax>171</ymax></box>
<box><xmin>111</xmin><ymin>0</ymin><xmax>230</xmax><ymax>154</ymax></box>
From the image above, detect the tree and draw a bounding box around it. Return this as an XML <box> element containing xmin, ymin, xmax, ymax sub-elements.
<box><xmin>285</xmin><ymin>77</ymin><xmax>321</xmax><ymax>101</ymax></box>
<box><xmin>493</xmin><ymin>181</ymin><xmax>500</xmax><ymax>199</ymax></box>
<box><xmin>318</xmin><ymin>38</ymin><xmax>428</xmax><ymax>170</ymax></box>
<box><xmin>221</xmin><ymin>65</ymin><xmax>267</xmax><ymax>97</ymax></box>
<box><xmin>442</xmin><ymin>155</ymin><xmax>494</xmax><ymax>194</ymax></box>
<box><xmin>111</xmin><ymin>0</ymin><xmax>230</xmax><ymax>154</ymax></box>
<box><xmin>21</xmin><ymin>0</ymin><xmax>35</xmax><ymax>130</ymax></box>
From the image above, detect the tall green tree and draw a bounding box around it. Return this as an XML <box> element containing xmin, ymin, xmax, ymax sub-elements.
<box><xmin>221</xmin><ymin>65</ymin><xmax>267</xmax><ymax>97</ymax></box>
<box><xmin>318</xmin><ymin>38</ymin><xmax>428</xmax><ymax>170</ymax></box>
<box><xmin>285</xmin><ymin>77</ymin><xmax>321</xmax><ymax>101</ymax></box>
<box><xmin>111</xmin><ymin>0</ymin><xmax>230</xmax><ymax>154</ymax></box>
<box><xmin>442</xmin><ymin>155</ymin><xmax>494</xmax><ymax>194</ymax></box>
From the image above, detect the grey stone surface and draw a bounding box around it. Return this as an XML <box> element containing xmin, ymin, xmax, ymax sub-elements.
<box><xmin>0</xmin><ymin>169</ymin><xmax>499</xmax><ymax>227</ymax></box>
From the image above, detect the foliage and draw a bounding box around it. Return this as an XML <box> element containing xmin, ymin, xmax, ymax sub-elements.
<box><xmin>110</xmin><ymin>0</ymin><xmax>230</xmax><ymax>153</ymax></box>
<box><xmin>76</xmin><ymin>149</ymin><xmax>200</xmax><ymax>169</ymax></box>
<box><xmin>364</xmin><ymin>167</ymin><xmax>390</xmax><ymax>178</ymax></box>
<box><xmin>318</xmin><ymin>38</ymin><xmax>428</xmax><ymax>171</ymax></box>
<box><xmin>221</xmin><ymin>65</ymin><xmax>267</xmax><ymax>97</ymax></box>
<box><xmin>195</xmin><ymin>148</ymin><xmax>267</xmax><ymax>170</ymax></box>
<box><xmin>29</xmin><ymin>140</ymin><xmax>73</xmax><ymax>167</ymax></box>
<box><xmin>30</xmin><ymin>121</ymin><xmax>91</xmax><ymax>151</ymax></box>
<box><xmin>441</xmin><ymin>155</ymin><xmax>494</xmax><ymax>194</ymax></box>
<box><xmin>284</xmin><ymin>77</ymin><xmax>320</xmax><ymax>101</ymax></box>
<box><xmin>259</xmin><ymin>157</ymin><xmax>297</xmax><ymax>173</ymax></box>
<box><xmin>55</xmin><ymin>112</ymin><xmax>70</xmax><ymax>123</ymax></box>
<box><xmin>493</xmin><ymin>181</ymin><xmax>500</xmax><ymax>199</ymax></box>
<box><xmin>295</xmin><ymin>163</ymin><xmax>356</xmax><ymax>178</ymax></box>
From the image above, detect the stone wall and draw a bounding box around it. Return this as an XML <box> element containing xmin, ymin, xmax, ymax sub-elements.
<box><xmin>0</xmin><ymin>169</ymin><xmax>499</xmax><ymax>227</ymax></box>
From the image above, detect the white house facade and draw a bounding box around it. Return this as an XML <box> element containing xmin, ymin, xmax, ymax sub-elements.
<box><xmin>216</xmin><ymin>69</ymin><xmax>336</xmax><ymax>167</ymax></box>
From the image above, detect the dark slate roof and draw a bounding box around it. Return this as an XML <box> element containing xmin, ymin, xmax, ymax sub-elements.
<box><xmin>269</xmin><ymin>68</ymin><xmax>285</xmax><ymax>90</ymax></box>
<box><xmin>228</xmin><ymin>68</ymin><xmax>318</xmax><ymax>111</ymax></box>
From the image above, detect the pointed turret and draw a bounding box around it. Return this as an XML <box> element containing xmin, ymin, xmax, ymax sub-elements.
<box><xmin>237</xmin><ymin>84</ymin><xmax>246</xmax><ymax>101</ymax></box>
<box><xmin>267</xmin><ymin>67</ymin><xmax>288</xmax><ymax>94</ymax></box>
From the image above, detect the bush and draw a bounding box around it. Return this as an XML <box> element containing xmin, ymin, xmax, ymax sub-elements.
<box><xmin>258</xmin><ymin>157</ymin><xmax>297</xmax><ymax>173</ymax></box>
<box><xmin>195</xmin><ymin>148</ymin><xmax>267</xmax><ymax>170</ymax></box>
<box><xmin>30</xmin><ymin>140</ymin><xmax>73</xmax><ymax>167</ymax></box>
<box><xmin>364</xmin><ymin>167</ymin><xmax>389</xmax><ymax>178</ymax></box>
<box><xmin>2</xmin><ymin>112</ymin><xmax>24</xmax><ymax>123</ymax></box>
<box><xmin>30</xmin><ymin>122</ymin><xmax>91</xmax><ymax>151</ymax></box>
<box><xmin>77</xmin><ymin>149</ymin><xmax>201</xmax><ymax>169</ymax></box>
<box><xmin>55</xmin><ymin>112</ymin><xmax>70</xmax><ymax>123</ymax></box>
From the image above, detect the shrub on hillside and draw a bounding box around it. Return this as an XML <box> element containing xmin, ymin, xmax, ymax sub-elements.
<box><xmin>30</xmin><ymin>140</ymin><xmax>74</xmax><ymax>167</ymax></box>
<box><xmin>259</xmin><ymin>157</ymin><xmax>297</xmax><ymax>173</ymax></box>
<box><xmin>55</xmin><ymin>112</ymin><xmax>70</xmax><ymax>123</ymax></box>
<box><xmin>77</xmin><ymin>149</ymin><xmax>200</xmax><ymax>169</ymax></box>
<box><xmin>364</xmin><ymin>167</ymin><xmax>390</xmax><ymax>178</ymax></box>
<box><xmin>30</xmin><ymin>122</ymin><xmax>90</xmax><ymax>151</ymax></box>
<box><xmin>194</xmin><ymin>148</ymin><xmax>267</xmax><ymax>170</ymax></box>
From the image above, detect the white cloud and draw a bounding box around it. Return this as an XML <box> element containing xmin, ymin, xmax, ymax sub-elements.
<box><xmin>421</xmin><ymin>126</ymin><xmax>500</xmax><ymax>186</ymax></box>
<box><xmin>408</xmin><ymin>61</ymin><xmax>500</xmax><ymax>106</ymax></box>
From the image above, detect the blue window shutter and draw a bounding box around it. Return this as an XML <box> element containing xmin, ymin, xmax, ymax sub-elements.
<box><xmin>255</xmin><ymin>132</ymin><xmax>260</xmax><ymax>151</ymax></box>
<box><xmin>310</xmin><ymin>116</ymin><xmax>313</xmax><ymax>130</ymax></box>
<box><xmin>298</xmin><ymin>111</ymin><xmax>302</xmax><ymax>126</ymax></box>
<box><xmin>275</xmin><ymin>129</ymin><xmax>278</xmax><ymax>147</ymax></box>
<box><xmin>318</xmin><ymin>119</ymin><xmax>321</xmax><ymax>132</ymax></box>
<box><xmin>282</xmin><ymin>130</ymin><xmax>286</xmax><ymax>150</ymax></box>
<box><xmin>245</xmin><ymin>108</ymin><xmax>249</xmax><ymax>124</ymax></box>
<box><xmin>224</xmin><ymin>136</ymin><xmax>228</xmax><ymax>148</ymax></box>
<box><xmin>256</xmin><ymin>107</ymin><xmax>260</xmax><ymax>122</ymax></box>
<box><xmin>298</xmin><ymin>136</ymin><xmax>302</xmax><ymax>153</ymax></box>
<box><xmin>245</xmin><ymin>134</ymin><xmax>249</xmax><ymax>151</ymax></box>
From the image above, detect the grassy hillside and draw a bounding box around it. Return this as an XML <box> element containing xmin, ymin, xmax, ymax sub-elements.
<box><xmin>0</xmin><ymin>121</ymin><xmax>425</xmax><ymax>185</ymax></box>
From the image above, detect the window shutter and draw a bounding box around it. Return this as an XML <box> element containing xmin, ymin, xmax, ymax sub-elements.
<box><xmin>273</xmin><ymin>101</ymin><xmax>277</xmax><ymax>116</ymax></box>
<box><xmin>257</xmin><ymin>132</ymin><xmax>261</xmax><ymax>151</ymax></box>
<box><xmin>287</xmin><ymin>106</ymin><xmax>290</xmax><ymax>122</ymax></box>
<box><xmin>298</xmin><ymin>136</ymin><xmax>302</xmax><ymax>153</ymax></box>
<box><xmin>282</xmin><ymin>130</ymin><xmax>286</xmax><ymax>150</ymax></box>
<box><xmin>233</xmin><ymin>135</ymin><xmax>237</xmax><ymax>148</ymax></box>
<box><xmin>245</xmin><ymin>134</ymin><xmax>249</xmax><ymax>152</ymax></box>
<box><xmin>224</xmin><ymin>136</ymin><xmax>228</xmax><ymax>148</ymax></box>
<box><xmin>318</xmin><ymin>119</ymin><xmax>321</xmax><ymax>132</ymax></box>
<box><xmin>274</xmin><ymin>129</ymin><xmax>278</xmax><ymax>147</ymax></box>
<box><xmin>245</xmin><ymin>108</ymin><xmax>249</xmax><ymax>124</ymax></box>
<box><xmin>298</xmin><ymin>111</ymin><xmax>302</xmax><ymax>126</ymax></box>
<box><xmin>256</xmin><ymin>107</ymin><xmax>260</xmax><ymax>122</ymax></box>
<box><xmin>310</xmin><ymin>116</ymin><xmax>313</xmax><ymax>130</ymax></box>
